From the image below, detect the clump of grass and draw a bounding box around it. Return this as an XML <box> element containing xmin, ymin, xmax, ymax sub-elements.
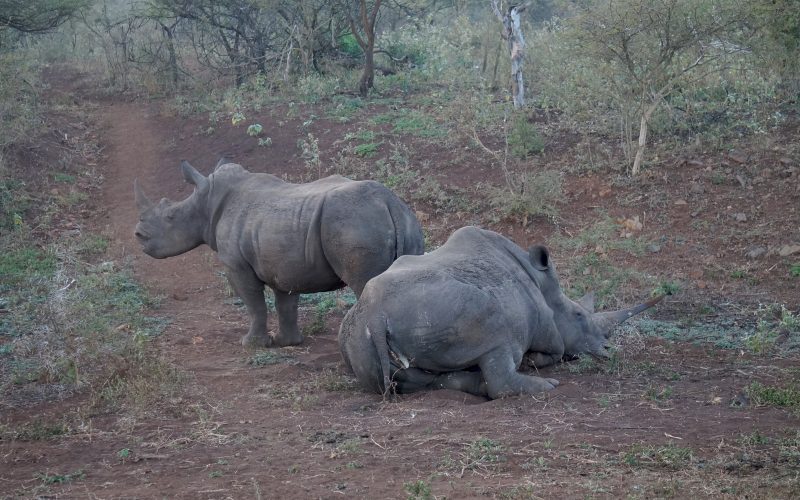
<box><xmin>746</xmin><ymin>304</ymin><xmax>800</xmax><ymax>354</ymax></box>
<box><xmin>404</xmin><ymin>479</ymin><xmax>433</xmax><ymax>500</ymax></box>
<box><xmin>373</xmin><ymin>109</ymin><xmax>446</xmax><ymax>138</ymax></box>
<box><xmin>313</xmin><ymin>368</ymin><xmax>358</xmax><ymax>392</ymax></box>
<box><xmin>249</xmin><ymin>351</ymin><xmax>295</xmax><ymax>366</ymax></box>
<box><xmin>2</xmin><ymin>419</ymin><xmax>70</xmax><ymax>441</ymax></box>
<box><xmin>653</xmin><ymin>280</ymin><xmax>681</xmax><ymax>297</ymax></box>
<box><xmin>745</xmin><ymin>382</ymin><xmax>800</xmax><ymax>413</ymax></box>
<box><xmin>461</xmin><ymin>438</ymin><xmax>505</xmax><ymax>472</ymax></box>
<box><xmin>36</xmin><ymin>469</ymin><xmax>85</xmax><ymax>485</ymax></box>
<box><xmin>353</xmin><ymin>142</ymin><xmax>382</xmax><ymax>157</ymax></box>
<box><xmin>489</xmin><ymin>169</ymin><xmax>563</xmax><ymax>224</ymax></box>
<box><xmin>622</xmin><ymin>443</ymin><xmax>693</xmax><ymax>470</ymax></box>
<box><xmin>643</xmin><ymin>384</ymin><xmax>674</xmax><ymax>405</ymax></box>
<box><xmin>0</xmin><ymin>246</ymin><xmax>57</xmax><ymax>286</ymax></box>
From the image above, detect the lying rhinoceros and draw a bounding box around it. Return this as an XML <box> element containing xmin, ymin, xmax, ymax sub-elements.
<box><xmin>339</xmin><ymin>226</ymin><xmax>662</xmax><ymax>399</ymax></box>
<box><xmin>134</xmin><ymin>160</ymin><xmax>424</xmax><ymax>348</ymax></box>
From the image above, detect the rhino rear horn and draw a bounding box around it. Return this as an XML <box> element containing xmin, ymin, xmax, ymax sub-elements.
<box><xmin>134</xmin><ymin>179</ymin><xmax>153</xmax><ymax>211</ymax></box>
<box><xmin>181</xmin><ymin>160</ymin><xmax>210</xmax><ymax>192</ymax></box>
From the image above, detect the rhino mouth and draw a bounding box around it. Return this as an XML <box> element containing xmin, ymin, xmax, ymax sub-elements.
<box><xmin>588</xmin><ymin>346</ymin><xmax>612</xmax><ymax>360</ymax></box>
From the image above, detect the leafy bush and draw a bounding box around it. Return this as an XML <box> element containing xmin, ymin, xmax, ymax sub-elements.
<box><xmin>339</xmin><ymin>33</ymin><xmax>363</xmax><ymax>58</ymax></box>
<box><xmin>508</xmin><ymin>114</ymin><xmax>545</xmax><ymax>158</ymax></box>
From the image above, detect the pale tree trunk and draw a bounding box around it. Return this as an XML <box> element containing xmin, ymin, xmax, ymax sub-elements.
<box><xmin>631</xmin><ymin>100</ymin><xmax>659</xmax><ymax>176</ymax></box>
<box><xmin>492</xmin><ymin>0</ymin><xmax>528</xmax><ymax>109</ymax></box>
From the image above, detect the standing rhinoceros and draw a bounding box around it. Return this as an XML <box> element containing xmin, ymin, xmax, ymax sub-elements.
<box><xmin>339</xmin><ymin>226</ymin><xmax>662</xmax><ymax>399</ymax></box>
<box><xmin>134</xmin><ymin>160</ymin><xmax>424</xmax><ymax>348</ymax></box>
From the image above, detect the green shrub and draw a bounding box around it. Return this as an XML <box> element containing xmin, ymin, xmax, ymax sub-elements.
<box><xmin>339</xmin><ymin>33</ymin><xmax>363</xmax><ymax>58</ymax></box>
<box><xmin>508</xmin><ymin>114</ymin><xmax>545</xmax><ymax>158</ymax></box>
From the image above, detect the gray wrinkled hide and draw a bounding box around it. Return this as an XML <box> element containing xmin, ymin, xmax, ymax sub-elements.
<box><xmin>339</xmin><ymin>226</ymin><xmax>649</xmax><ymax>400</ymax></box>
<box><xmin>135</xmin><ymin>161</ymin><xmax>424</xmax><ymax>347</ymax></box>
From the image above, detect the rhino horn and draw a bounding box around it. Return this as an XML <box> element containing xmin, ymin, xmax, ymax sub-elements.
<box><xmin>134</xmin><ymin>179</ymin><xmax>153</xmax><ymax>211</ymax></box>
<box><xmin>593</xmin><ymin>294</ymin><xmax>665</xmax><ymax>337</ymax></box>
<box><xmin>181</xmin><ymin>160</ymin><xmax>210</xmax><ymax>192</ymax></box>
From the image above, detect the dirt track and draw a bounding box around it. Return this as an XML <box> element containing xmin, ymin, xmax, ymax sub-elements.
<box><xmin>2</xmin><ymin>86</ymin><xmax>799</xmax><ymax>498</ymax></box>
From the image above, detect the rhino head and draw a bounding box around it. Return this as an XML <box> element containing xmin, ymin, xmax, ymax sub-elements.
<box><xmin>528</xmin><ymin>245</ymin><xmax>663</xmax><ymax>360</ymax></box>
<box><xmin>134</xmin><ymin>161</ymin><xmax>210</xmax><ymax>258</ymax></box>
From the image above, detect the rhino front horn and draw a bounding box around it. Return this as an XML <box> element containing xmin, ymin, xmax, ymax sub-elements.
<box><xmin>134</xmin><ymin>179</ymin><xmax>153</xmax><ymax>211</ymax></box>
<box><xmin>593</xmin><ymin>294</ymin><xmax>665</xmax><ymax>337</ymax></box>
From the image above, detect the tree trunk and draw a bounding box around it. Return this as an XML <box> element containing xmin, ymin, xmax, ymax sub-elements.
<box><xmin>359</xmin><ymin>43</ymin><xmax>374</xmax><ymax>97</ymax></box>
<box><xmin>162</xmin><ymin>22</ymin><xmax>179</xmax><ymax>92</ymax></box>
<box><xmin>350</xmin><ymin>0</ymin><xmax>382</xmax><ymax>98</ymax></box>
<box><xmin>492</xmin><ymin>1</ymin><xmax>528</xmax><ymax>109</ymax></box>
<box><xmin>631</xmin><ymin>101</ymin><xmax>658</xmax><ymax>176</ymax></box>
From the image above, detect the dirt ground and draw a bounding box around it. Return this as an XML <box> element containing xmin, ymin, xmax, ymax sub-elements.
<box><xmin>1</xmin><ymin>70</ymin><xmax>799</xmax><ymax>499</ymax></box>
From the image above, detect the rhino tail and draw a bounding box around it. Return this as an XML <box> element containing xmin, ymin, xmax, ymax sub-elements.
<box><xmin>385</xmin><ymin>192</ymin><xmax>424</xmax><ymax>258</ymax></box>
<box><xmin>366</xmin><ymin>314</ymin><xmax>393</xmax><ymax>397</ymax></box>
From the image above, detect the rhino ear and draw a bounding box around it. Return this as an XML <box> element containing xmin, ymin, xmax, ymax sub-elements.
<box><xmin>214</xmin><ymin>156</ymin><xmax>228</xmax><ymax>170</ymax></box>
<box><xmin>134</xmin><ymin>179</ymin><xmax>153</xmax><ymax>212</ymax></box>
<box><xmin>181</xmin><ymin>160</ymin><xmax>209</xmax><ymax>192</ymax></box>
<box><xmin>578</xmin><ymin>291</ymin><xmax>595</xmax><ymax>312</ymax></box>
<box><xmin>528</xmin><ymin>245</ymin><xmax>550</xmax><ymax>271</ymax></box>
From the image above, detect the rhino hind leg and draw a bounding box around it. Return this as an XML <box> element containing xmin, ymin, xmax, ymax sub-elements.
<box><xmin>226</xmin><ymin>266</ymin><xmax>270</xmax><ymax>348</ymax></box>
<box><xmin>432</xmin><ymin>371</ymin><xmax>488</xmax><ymax>397</ymax></box>
<box><xmin>391</xmin><ymin>368</ymin><xmax>487</xmax><ymax>397</ymax></box>
<box><xmin>273</xmin><ymin>290</ymin><xmax>303</xmax><ymax>346</ymax></box>
<box><xmin>479</xmin><ymin>348</ymin><xmax>559</xmax><ymax>399</ymax></box>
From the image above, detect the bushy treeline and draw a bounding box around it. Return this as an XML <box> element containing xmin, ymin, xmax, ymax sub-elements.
<box><xmin>1</xmin><ymin>0</ymin><xmax>799</xmax><ymax>165</ymax></box>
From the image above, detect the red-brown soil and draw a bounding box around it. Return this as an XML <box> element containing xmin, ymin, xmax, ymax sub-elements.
<box><xmin>1</xmin><ymin>70</ymin><xmax>799</xmax><ymax>499</ymax></box>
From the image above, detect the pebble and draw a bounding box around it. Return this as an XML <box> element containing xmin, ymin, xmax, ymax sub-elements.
<box><xmin>745</xmin><ymin>246</ymin><xmax>767</xmax><ymax>259</ymax></box>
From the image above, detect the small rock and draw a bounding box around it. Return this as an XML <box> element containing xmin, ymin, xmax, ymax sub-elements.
<box><xmin>778</xmin><ymin>244</ymin><xmax>800</xmax><ymax>257</ymax></box>
<box><xmin>674</xmin><ymin>199</ymin><xmax>688</xmax><ymax>206</ymax></box>
<box><xmin>734</xmin><ymin>213</ymin><xmax>747</xmax><ymax>222</ymax></box>
<box><xmin>688</xmin><ymin>159</ymin><xmax>704</xmax><ymax>167</ymax></box>
<box><xmin>646</xmin><ymin>243</ymin><xmax>662</xmax><ymax>253</ymax></box>
<box><xmin>735</xmin><ymin>174</ymin><xmax>747</xmax><ymax>188</ymax></box>
<box><xmin>98</xmin><ymin>261</ymin><xmax>115</xmax><ymax>273</ymax></box>
<box><xmin>745</xmin><ymin>246</ymin><xmax>767</xmax><ymax>260</ymax></box>
<box><xmin>779</xmin><ymin>157</ymin><xmax>794</xmax><ymax>166</ymax></box>
<box><xmin>727</xmin><ymin>151</ymin><xmax>747</xmax><ymax>164</ymax></box>
<box><xmin>781</xmin><ymin>167</ymin><xmax>797</xmax><ymax>179</ymax></box>
<box><xmin>689</xmin><ymin>182</ymin><xmax>705</xmax><ymax>194</ymax></box>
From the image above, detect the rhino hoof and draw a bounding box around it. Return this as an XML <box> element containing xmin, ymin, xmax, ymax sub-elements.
<box><xmin>241</xmin><ymin>333</ymin><xmax>272</xmax><ymax>349</ymax></box>
<box><xmin>269</xmin><ymin>334</ymin><xmax>304</xmax><ymax>347</ymax></box>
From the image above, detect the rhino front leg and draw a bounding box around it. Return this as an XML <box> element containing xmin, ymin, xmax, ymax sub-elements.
<box><xmin>226</xmin><ymin>267</ymin><xmax>270</xmax><ymax>348</ymax></box>
<box><xmin>479</xmin><ymin>347</ymin><xmax>559</xmax><ymax>399</ymax></box>
<box><xmin>273</xmin><ymin>290</ymin><xmax>303</xmax><ymax>347</ymax></box>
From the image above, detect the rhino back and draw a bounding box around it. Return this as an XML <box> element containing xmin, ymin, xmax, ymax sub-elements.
<box><xmin>212</xmin><ymin>173</ymin><xmax>353</xmax><ymax>292</ymax></box>
<box><xmin>361</xmin><ymin>233</ymin><xmax>547</xmax><ymax>372</ymax></box>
